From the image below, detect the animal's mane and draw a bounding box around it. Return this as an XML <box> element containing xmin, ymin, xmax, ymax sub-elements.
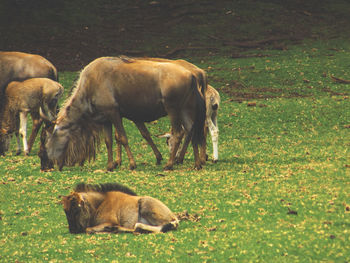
<box><xmin>74</xmin><ymin>183</ymin><xmax>137</xmax><ymax>196</ymax></box>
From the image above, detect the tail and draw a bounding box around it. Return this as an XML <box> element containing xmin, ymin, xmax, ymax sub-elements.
<box><xmin>191</xmin><ymin>75</ymin><xmax>206</xmax><ymax>147</ymax></box>
<box><xmin>48</xmin><ymin>66</ymin><xmax>58</xmax><ymax>82</ymax></box>
<box><xmin>198</xmin><ymin>71</ymin><xmax>208</xmax><ymax>98</ymax></box>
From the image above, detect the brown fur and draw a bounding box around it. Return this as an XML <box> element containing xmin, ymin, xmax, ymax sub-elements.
<box><xmin>62</xmin><ymin>183</ymin><xmax>179</xmax><ymax>234</ymax></box>
<box><xmin>171</xmin><ymin>85</ymin><xmax>220</xmax><ymax>163</ymax></box>
<box><xmin>46</xmin><ymin>56</ymin><xmax>206</xmax><ymax>171</ymax></box>
<box><xmin>0</xmin><ymin>51</ymin><xmax>58</xmax><ymax>155</ymax></box>
<box><xmin>0</xmin><ymin>78</ymin><xmax>63</xmax><ymax>155</ymax></box>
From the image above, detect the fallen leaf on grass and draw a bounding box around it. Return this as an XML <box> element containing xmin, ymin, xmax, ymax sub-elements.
<box><xmin>247</xmin><ymin>102</ymin><xmax>257</xmax><ymax>107</ymax></box>
<box><xmin>176</xmin><ymin>210</ymin><xmax>201</xmax><ymax>222</ymax></box>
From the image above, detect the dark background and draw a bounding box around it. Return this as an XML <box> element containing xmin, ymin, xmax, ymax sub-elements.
<box><xmin>1</xmin><ymin>0</ymin><xmax>349</xmax><ymax>71</ymax></box>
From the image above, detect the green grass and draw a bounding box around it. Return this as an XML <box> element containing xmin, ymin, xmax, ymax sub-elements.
<box><xmin>1</xmin><ymin>42</ymin><xmax>350</xmax><ymax>262</ymax></box>
<box><xmin>1</xmin><ymin>0</ymin><xmax>350</xmax><ymax>261</ymax></box>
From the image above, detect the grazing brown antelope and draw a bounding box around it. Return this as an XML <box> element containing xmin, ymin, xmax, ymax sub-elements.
<box><xmin>45</xmin><ymin>56</ymin><xmax>206</xmax><ymax>171</ymax></box>
<box><xmin>0</xmin><ymin>78</ymin><xmax>63</xmax><ymax>155</ymax></box>
<box><xmin>62</xmin><ymin>183</ymin><xmax>179</xmax><ymax>234</ymax></box>
<box><xmin>116</xmin><ymin>57</ymin><xmax>208</xmax><ymax>166</ymax></box>
<box><xmin>0</xmin><ymin>51</ymin><xmax>58</xmax><ymax>155</ymax></box>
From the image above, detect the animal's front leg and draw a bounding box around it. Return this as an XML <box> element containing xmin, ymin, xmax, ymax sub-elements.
<box><xmin>134</xmin><ymin>121</ymin><xmax>163</xmax><ymax>165</ymax></box>
<box><xmin>86</xmin><ymin>223</ymin><xmax>116</xmax><ymax>234</ymax></box>
<box><xmin>207</xmin><ymin>119</ymin><xmax>219</xmax><ymax>163</ymax></box>
<box><xmin>104</xmin><ymin>123</ymin><xmax>116</xmax><ymax>171</ymax></box>
<box><xmin>176</xmin><ymin>132</ymin><xmax>190</xmax><ymax>164</ymax></box>
<box><xmin>15</xmin><ymin>131</ymin><xmax>21</xmax><ymax>155</ymax></box>
<box><xmin>19</xmin><ymin>112</ymin><xmax>29</xmax><ymax>155</ymax></box>
<box><xmin>164</xmin><ymin>118</ymin><xmax>184</xmax><ymax>170</ymax></box>
<box><xmin>86</xmin><ymin>223</ymin><xmax>135</xmax><ymax>234</ymax></box>
<box><xmin>112</xmin><ymin>113</ymin><xmax>136</xmax><ymax>170</ymax></box>
<box><xmin>192</xmin><ymin>142</ymin><xmax>202</xmax><ymax>170</ymax></box>
<box><xmin>27</xmin><ymin>113</ymin><xmax>42</xmax><ymax>154</ymax></box>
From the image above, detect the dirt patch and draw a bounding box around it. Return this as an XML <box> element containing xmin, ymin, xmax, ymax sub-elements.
<box><xmin>2</xmin><ymin>0</ymin><xmax>346</xmax><ymax>71</ymax></box>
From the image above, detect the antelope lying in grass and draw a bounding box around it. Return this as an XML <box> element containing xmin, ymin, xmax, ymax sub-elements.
<box><xmin>0</xmin><ymin>78</ymin><xmax>64</xmax><ymax>155</ymax></box>
<box><xmin>160</xmin><ymin>84</ymin><xmax>220</xmax><ymax>163</ymax></box>
<box><xmin>62</xmin><ymin>183</ymin><xmax>179</xmax><ymax>234</ymax></box>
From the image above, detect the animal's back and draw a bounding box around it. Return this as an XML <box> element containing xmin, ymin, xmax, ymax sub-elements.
<box><xmin>5</xmin><ymin>80</ymin><xmax>43</xmax><ymax>111</ymax></box>
<box><xmin>96</xmin><ymin>191</ymin><xmax>140</xmax><ymax>228</ymax></box>
<box><xmin>77</xmin><ymin>57</ymin><xmax>193</xmax><ymax>122</ymax></box>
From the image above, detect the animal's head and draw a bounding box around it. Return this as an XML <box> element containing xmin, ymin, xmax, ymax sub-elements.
<box><xmin>61</xmin><ymin>192</ymin><xmax>91</xmax><ymax>234</ymax></box>
<box><xmin>45</xmin><ymin>119</ymin><xmax>71</xmax><ymax>170</ymax></box>
<box><xmin>38</xmin><ymin>121</ymin><xmax>55</xmax><ymax>171</ymax></box>
<box><xmin>40</xmin><ymin>82</ymin><xmax>64</xmax><ymax>122</ymax></box>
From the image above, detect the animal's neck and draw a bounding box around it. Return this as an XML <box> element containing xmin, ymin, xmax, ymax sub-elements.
<box><xmin>81</xmin><ymin>192</ymin><xmax>105</xmax><ymax>210</ymax></box>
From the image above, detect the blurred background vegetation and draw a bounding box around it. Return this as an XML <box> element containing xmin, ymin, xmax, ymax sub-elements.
<box><xmin>1</xmin><ymin>0</ymin><xmax>350</xmax><ymax>70</ymax></box>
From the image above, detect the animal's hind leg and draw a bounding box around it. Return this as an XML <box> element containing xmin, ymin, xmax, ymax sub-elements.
<box><xmin>134</xmin><ymin>121</ymin><xmax>163</xmax><ymax>165</ymax></box>
<box><xmin>111</xmin><ymin>112</ymin><xmax>136</xmax><ymax>170</ymax></box>
<box><xmin>176</xmin><ymin>132</ymin><xmax>190</xmax><ymax>164</ymax></box>
<box><xmin>138</xmin><ymin>197</ymin><xmax>179</xmax><ymax>233</ymax></box>
<box><xmin>27</xmin><ymin>113</ymin><xmax>43</xmax><ymax>154</ymax></box>
<box><xmin>164</xmin><ymin>115</ymin><xmax>184</xmax><ymax>170</ymax></box>
<box><xmin>19</xmin><ymin>112</ymin><xmax>29</xmax><ymax>155</ymax></box>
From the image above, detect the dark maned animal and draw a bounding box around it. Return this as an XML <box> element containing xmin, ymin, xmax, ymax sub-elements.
<box><xmin>0</xmin><ymin>51</ymin><xmax>58</xmax><ymax>155</ymax></box>
<box><xmin>62</xmin><ymin>183</ymin><xmax>179</xmax><ymax>234</ymax></box>
<box><xmin>0</xmin><ymin>78</ymin><xmax>63</xmax><ymax>155</ymax></box>
<box><xmin>45</xmin><ymin>56</ymin><xmax>206</xmax><ymax>171</ymax></box>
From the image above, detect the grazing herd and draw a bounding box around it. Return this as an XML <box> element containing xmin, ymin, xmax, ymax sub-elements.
<box><xmin>0</xmin><ymin>51</ymin><xmax>220</xmax><ymax>234</ymax></box>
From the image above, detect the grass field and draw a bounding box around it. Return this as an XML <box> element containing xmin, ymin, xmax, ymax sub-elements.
<box><xmin>1</xmin><ymin>40</ymin><xmax>349</xmax><ymax>262</ymax></box>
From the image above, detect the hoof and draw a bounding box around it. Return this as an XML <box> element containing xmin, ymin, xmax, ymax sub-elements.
<box><xmin>175</xmin><ymin>157</ymin><xmax>183</xmax><ymax>165</ymax></box>
<box><xmin>156</xmin><ymin>158</ymin><xmax>163</xmax><ymax>165</ymax></box>
<box><xmin>129</xmin><ymin>164</ymin><xmax>136</xmax><ymax>170</ymax></box>
<box><xmin>16</xmin><ymin>150</ymin><xmax>22</xmax><ymax>156</ymax></box>
<box><xmin>107</xmin><ymin>162</ymin><xmax>118</xmax><ymax>171</ymax></box>
<box><xmin>163</xmin><ymin>165</ymin><xmax>173</xmax><ymax>171</ymax></box>
<box><xmin>86</xmin><ymin>228</ymin><xmax>95</xmax><ymax>234</ymax></box>
<box><xmin>194</xmin><ymin>164</ymin><xmax>202</xmax><ymax>170</ymax></box>
<box><xmin>212</xmin><ymin>159</ymin><xmax>218</xmax><ymax>163</ymax></box>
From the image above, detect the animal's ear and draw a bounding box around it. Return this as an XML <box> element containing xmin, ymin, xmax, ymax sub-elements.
<box><xmin>72</xmin><ymin>192</ymin><xmax>85</xmax><ymax>207</ymax></box>
<box><xmin>61</xmin><ymin>195</ymin><xmax>70</xmax><ymax>209</ymax></box>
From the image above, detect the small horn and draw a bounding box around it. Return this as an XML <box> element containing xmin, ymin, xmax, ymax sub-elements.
<box><xmin>157</xmin><ymin>132</ymin><xmax>172</xmax><ymax>138</ymax></box>
<box><xmin>39</xmin><ymin>107</ymin><xmax>50</xmax><ymax>121</ymax></box>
